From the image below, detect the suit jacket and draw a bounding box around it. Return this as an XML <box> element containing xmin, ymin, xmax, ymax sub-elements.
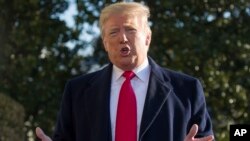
<box><xmin>53</xmin><ymin>57</ymin><xmax>214</xmax><ymax>141</ymax></box>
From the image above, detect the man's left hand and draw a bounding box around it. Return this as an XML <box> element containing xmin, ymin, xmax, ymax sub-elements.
<box><xmin>184</xmin><ymin>124</ymin><xmax>214</xmax><ymax>141</ymax></box>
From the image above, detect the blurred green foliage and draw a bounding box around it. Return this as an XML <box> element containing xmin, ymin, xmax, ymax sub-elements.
<box><xmin>0</xmin><ymin>0</ymin><xmax>87</xmax><ymax>140</ymax></box>
<box><xmin>0</xmin><ymin>93</ymin><xmax>25</xmax><ymax>141</ymax></box>
<box><xmin>0</xmin><ymin>0</ymin><xmax>249</xmax><ymax>141</ymax></box>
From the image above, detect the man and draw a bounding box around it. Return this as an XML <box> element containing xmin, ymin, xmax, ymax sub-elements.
<box><xmin>36</xmin><ymin>2</ymin><xmax>214</xmax><ymax>141</ymax></box>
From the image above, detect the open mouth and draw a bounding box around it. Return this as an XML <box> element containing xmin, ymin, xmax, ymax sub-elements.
<box><xmin>120</xmin><ymin>47</ymin><xmax>130</xmax><ymax>56</ymax></box>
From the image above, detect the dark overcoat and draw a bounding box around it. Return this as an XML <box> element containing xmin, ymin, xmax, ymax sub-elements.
<box><xmin>53</xmin><ymin>57</ymin><xmax>214</xmax><ymax>141</ymax></box>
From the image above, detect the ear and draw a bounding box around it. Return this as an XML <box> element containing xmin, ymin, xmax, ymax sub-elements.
<box><xmin>145</xmin><ymin>32</ymin><xmax>151</xmax><ymax>46</ymax></box>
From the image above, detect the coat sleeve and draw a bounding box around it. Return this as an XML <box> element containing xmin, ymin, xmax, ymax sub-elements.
<box><xmin>52</xmin><ymin>81</ymin><xmax>75</xmax><ymax>141</ymax></box>
<box><xmin>188</xmin><ymin>79</ymin><xmax>214</xmax><ymax>138</ymax></box>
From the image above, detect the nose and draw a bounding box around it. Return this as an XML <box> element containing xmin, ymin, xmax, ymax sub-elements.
<box><xmin>119</xmin><ymin>32</ymin><xmax>128</xmax><ymax>44</ymax></box>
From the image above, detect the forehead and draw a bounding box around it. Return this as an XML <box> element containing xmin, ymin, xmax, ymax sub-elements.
<box><xmin>104</xmin><ymin>14</ymin><xmax>142</xmax><ymax>27</ymax></box>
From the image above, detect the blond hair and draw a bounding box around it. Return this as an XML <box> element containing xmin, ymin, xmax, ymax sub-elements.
<box><xmin>99</xmin><ymin>2</ymin><xmax>151</xmax><ymax>37</ymax></box>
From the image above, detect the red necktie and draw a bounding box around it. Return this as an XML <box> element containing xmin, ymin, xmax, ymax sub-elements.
<box><xmin>115</xmin><ymin>71</ymin><xmax>137</xmax><ymax>141</ymax></box>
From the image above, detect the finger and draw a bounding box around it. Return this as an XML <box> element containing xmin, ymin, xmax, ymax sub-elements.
<box><xmin>35</xmin><ymin>127</ymin><xmax>52</xmax><ymax>141</ymax></box>
<box><xmin>186</xmin><ymin>124</ymin><xmax>199</xmax><ymax>139</ymax></box>
<box><xmin>36</xmin><ymin>127</ymin><xmax>45</xmax><ymax>139</ymax></box>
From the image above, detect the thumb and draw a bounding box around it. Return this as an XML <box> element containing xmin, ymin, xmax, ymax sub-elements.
<box><xmin>186</xmin><ymin>124</ymin><xmax>198</xmax><ymax>139</ymax></box>
<box><xmin>35</xmin><ymin>127</ymin><xmax>52</xmax><ymax>141</ymax></box>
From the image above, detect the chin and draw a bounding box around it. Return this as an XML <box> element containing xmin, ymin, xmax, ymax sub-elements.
<box><xmin>120</xmin><ymin>62</ymin><xmax>137</xmax><ymax>70</ymax></box>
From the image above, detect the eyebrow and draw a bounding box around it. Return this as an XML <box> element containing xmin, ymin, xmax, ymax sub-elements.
<box><xmin>108</xmin><ymin>28</ymin><xmax>120</xmax><ymax>33</ymax></box>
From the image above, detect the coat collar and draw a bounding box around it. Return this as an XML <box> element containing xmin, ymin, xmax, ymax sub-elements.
<box><xmin>83</xmin><ymin>64</ymin><xmax>113</xmax><ymax>141</ymax></box>
<box><xmin>139</xmin><ymin>57</ymin><xmax>173</xmax><ymax>140</ymax></box>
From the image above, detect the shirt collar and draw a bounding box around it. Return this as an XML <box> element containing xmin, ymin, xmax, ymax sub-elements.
<box><xmin>112</xmin><ymin>58</ymin><xmax>150</xmax><ymax>82</ymax></box>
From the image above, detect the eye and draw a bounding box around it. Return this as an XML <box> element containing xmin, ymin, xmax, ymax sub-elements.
<box><xmin>127</xmin><ymin>28</ymin><xmax>136</xmax><ymax>33</ymax></box>
<box><xmin>109</xmin><ymin>31</ymin><xmax>118</xmax><ymax>37</ymax></box>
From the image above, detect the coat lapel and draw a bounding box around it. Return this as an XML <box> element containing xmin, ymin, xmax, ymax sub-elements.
<box><xmin>84</xmin><ymin>64</ymin><xmax>113</xmax><ymax>141</ymax></box>
<box><xmin>139</xmin><ymin>58</ymin><xmax>172</xmax><ymax>140</ymax></box>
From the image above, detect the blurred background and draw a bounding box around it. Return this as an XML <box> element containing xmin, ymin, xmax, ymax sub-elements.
<box><xmin>0</xmin><ymin>0</ymin><xmax>249</xmax><ymax>140</ymax></box>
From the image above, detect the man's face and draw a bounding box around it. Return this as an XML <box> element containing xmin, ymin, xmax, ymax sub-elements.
<box><xmin>102</xmin><ymin>14</ymin><xmax>151</xmax><ymax>71</ymax></box>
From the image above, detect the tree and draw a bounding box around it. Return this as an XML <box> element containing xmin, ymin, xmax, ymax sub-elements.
<box><xmin>0</xmin><ymin>0</ymin><xmax>89</xmax><ymax>140</ymax></box>
<box><xmin>0</xmin><ymin>93</ymin><xmax>25</xmax><ymax>141</ymax></box>
<box><xmin>1</xmin><ymin>0</ymin><xmax>249</xmax><ymax>140</ymax></box>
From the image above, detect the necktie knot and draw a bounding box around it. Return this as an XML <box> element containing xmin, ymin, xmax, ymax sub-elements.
<box><xmin>122</xmin><ymin>71</ymin><xmax>135</xmax><ymax>80</ymax></box>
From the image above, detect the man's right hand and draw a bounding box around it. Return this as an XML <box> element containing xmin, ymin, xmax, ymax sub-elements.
<box><xmin>35</xmin><ymin>127</ymin><xmax>52</xmax><ymax>141</ymax></box>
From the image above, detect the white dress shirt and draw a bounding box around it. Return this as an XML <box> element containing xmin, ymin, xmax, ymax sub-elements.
<box><xmin>110</xmin><ymin>59</ymin><xmax>151</xmax><ymax>141</ymax></box>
